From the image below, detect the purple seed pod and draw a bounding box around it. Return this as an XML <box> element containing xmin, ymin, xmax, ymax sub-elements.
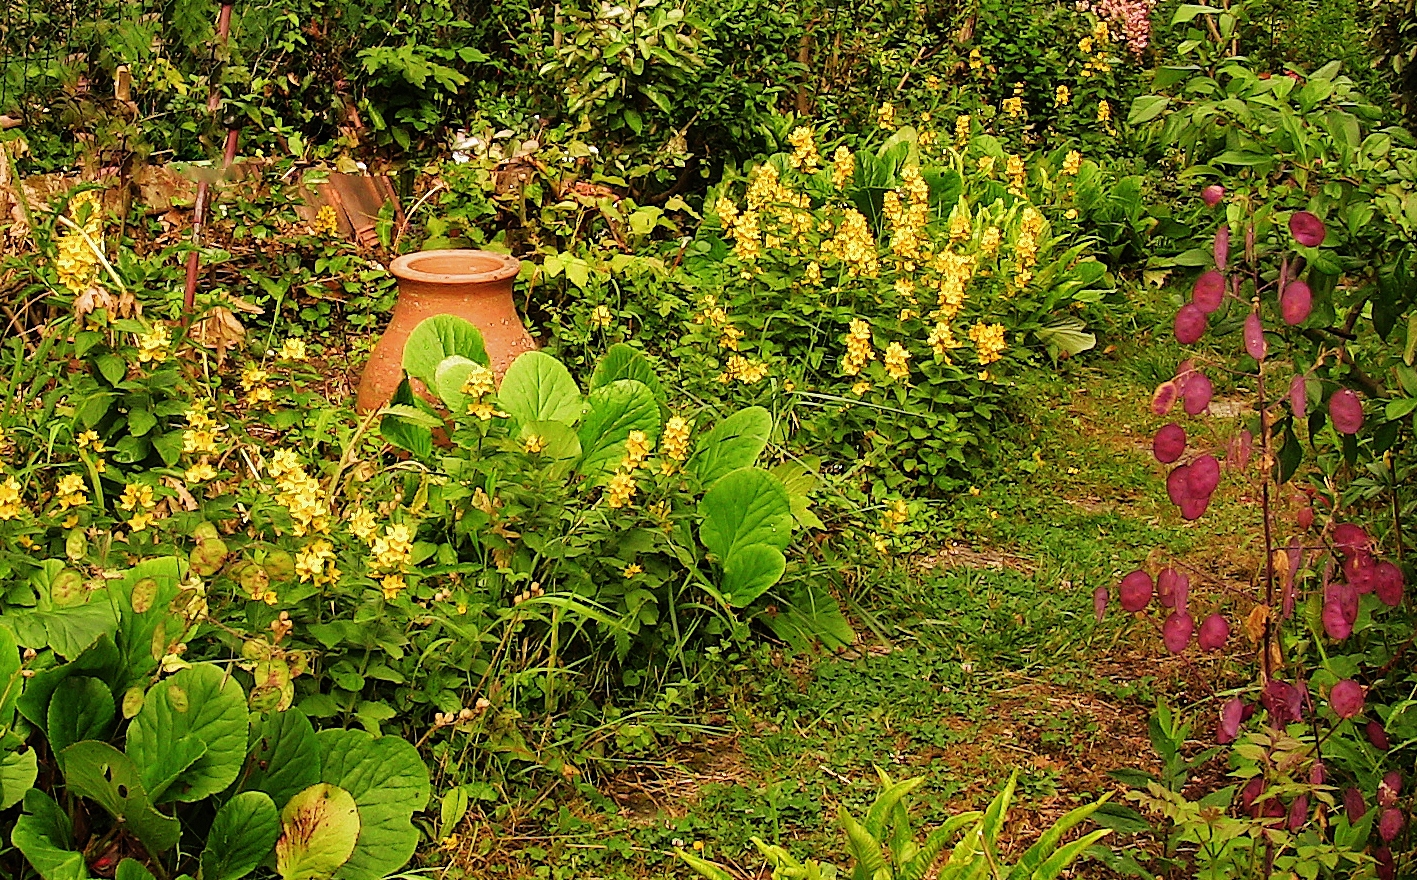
<box><xmin>1280</xmin><ymin>279</ymin><xmax>1312</xmax><ymax>325</ymax></box>
<box><xmin>1334</xmin><ymin>581</ymin><xmax>1360</xmax><ymax>622</ymax></box>
<box><xmin>1152</xmin><ymin>380</ymin><xmax>1179</xmax><ymax>415</ymax></box>
<box><xmin>1263</xmin><ymin>679</ymin><xmax>1304</xmax><ymax>725</ymax></box>
<box><xmin>1334</xmin><ymin>523</ymin><xmax>1370</xmax><ymax>556</ymax></box>
<box><xmin>1119</xmin><ymin>569</ymin><xmax>1154</xmax><ymax>613</ymax></box>
<box><xmin>1378</xmin><ymin>808</ymin><xmax>1403</xmax><ymax>843</ymax></box>
<box><xmin>1323</xmin><ymin>584</ymin><xmax>1357</xmax><ymax>640</ymax></box>
<box><xmin>1283</xmin><ymin>539</ymin><xmax>1303</xmax><ymax>619</ymax></box>
<box><xmin>1175</xmin><ymin>304</ymin><xmax>1208</xmax><ymax>345</ymax></box>
<box><xmin>1192</xmin><ymin>270</ymin><xmax>1226</xmax><ymax>313</ymax></box>
<box><xmin>1214</xmin><ymin>225</ymin><xmax>1230</xmax><ymax>270</ymax></box>
<box><xmin>1197</xmin><ymin>613</ymin><xmax>1229</xmax><ymax>651</ymax></box>
<box><xmin>1154</xmin><ymin>423</ymin><xmax>1187</xmax><ymax>463</ymax></box>
<box><xmin>1330</xmin><ymin>388</ymin><xmax>1364</xmax><ymax>434</ymax></box>
<box><xmin>1374</xmin><ymin>561</ymin><xmax>1404</xmax><ymax>607</ymax></box>
<box><xmin>1162</xmin><ymin>612</ymin><xmax>1193</xmax><ymax>653</ymax></box>
<box><xmin>1202</xmin><ymin>184</ymin><xmax>1225</xmax><ymax>207</ymax></box>
<box><xmin>1368</xmin><ymin>720</ymin><xmax>1391</xmax><ymax>751</ymax></box>
<box><xmin>1244</xmin><ymin>311</ymin><xmax>1267</xmax><ymax>360</ymax></box>
<box><xmin>1289</xmin><ymin>374</ymin><xmax>1308</xmax><ymax>419</ymax></box>
<box><xmin>1189</xmin><ymin>454</ymin><xmax>1221</xmax><ymax>497</ymax></box>
<box><xmin>1240</xmin><ymin>777</ymin><xmax>1265</xmax><ymax>816</ymax></box>
<box><xmin>1218</xmin><ymin>697</ymin><xmax>1244</xmax><ymax>743</ymax></box>
<box><xmin>1330</xmin><ymin>679</ymin><xmax>1364</xmax><ymax>718</ymax></box>
<box><xmin>1379</xmin><ymin>771</ymin><xmax>1401</xmax><ymax>807</ymax></box>
<box><xmin>1226</xmin><ymin>429</ymin><xmax>1253</xmax><ymax>470</ymax></box>
<box><xmin>1179</xmin><ymin>494</ymin><xmax>1211</xmax><ymax>521</ymax></box>
<box><xmin>1288</xmin><ymin>795</ymin><xmax>1309</xmax><ymax>831</ymax></box>
<box><xmin>1310</xmin><ymin>762</ymin><xmax>1326</xmax><ymax>786</ymax></box>
<box><xmin>1345</xmin><ymin>787</ymin><xmax>1368</xmax><ymax>822</ymax></box>
<box><xmin>1167</xmin><ymin>465</ymin><xmax>1191</xmax><ymax>508</ymax></box>
<box><xmin>1345</xmin><ymin>552</ymin><xmax>1376</xmax><ymax>594</ymax></box>
<box><xmin>1158</xmin><ymin>567</ymin><xmax>1189</xmax><ymax>610</ymax></box>
<box><xmin>1093</xmin><ymin>584</ymin><xmax>1109</xmax><ymax>622</ymax></box>
<box><xmin>1183</xmin><ymin>372</ymin><xmax>1213</xmax><ymax>415</ymax></box>
<box><xmin>1376</xmin><ymin>847</ymin><xmax>1396</xmax><ymax>880</ymax></box>
<box><xmin>1290</xmin><ymin>211</ymin><xmax>1327</xmax><ymax>247</ymax></box>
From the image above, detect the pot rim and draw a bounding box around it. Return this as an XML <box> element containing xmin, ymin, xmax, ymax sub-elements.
<box><xmin>388</xmin><ymin>249</ymin><xmax>522</xmax><ymax>285</ymax></box>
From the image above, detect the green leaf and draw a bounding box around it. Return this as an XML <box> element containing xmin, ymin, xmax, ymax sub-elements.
<box><xmin>840</xmin><ymin>808</ymin><xmax>890</xmax><ymax>878</ymax></box>
<box><xmin>1032</xmin><ymin>828</ymin><xmax>1111</xmax><ymax>879</ymax></box>
<box><xmin>60</xmin><ymin>741</ymin><xmax>182</xmax><ymax>854</ymax></box>
<box><xmin>127</xmin><ymin>663</ymin><xmax>249</xmax><ymax>803</ymax></box>
<box><xmin>401</xmin><ymin>316</ymin><xmax>488</xmax><ymax>389</ymax></box>
<box><xmin>0</xmin><ymin>625</ymin><xmax>23</xmax><ymax>729</ymax></box>
<box><xmin>699</xmin><ymin>468</ymin><xmax>793</xmax><ymax>606</ymax></box>
<box><xmin>499</xmin><ymin>351</ymin><xmax>583</xmax><ymax>427</ymax></box>
<box><xmin>94</xmin><ymin>354</ymin><xmax>127</xmax><ymax>386</ymax></box>
<box><xmin>242</xmin><ymin>709</ymin><xmax>323</xmax><ymax>808</ymax></box>
<box><xmin>678</xmin><ymin>849</ymin><xmax>734</xmax><ymax>880</ymax></box>
<box><xmin>687</xmin><ymin>407</ymin><xmax>772</xmax><ymax>486</ymax></box>
<box><xmin>12</xmin><ymin>789</ymin><xmax>89</xmax><ymax>880</ymax></box>
<box><xmin>590</xmin><ymin>344</ymin><xmax>665</xmax><ymax>403</ymax></box>
<box><xmin>1127</xmin><ymin>95</ymin><xmax>1170</xmax><ymax>125</ymax></box>
<box><xmin>275</xmin><ymin>784</ymin><xmax>361</xmax><ymax>880</ymax></box>
<box><xmin>1</xmin><ymin>746</ymin><xmax>38</xmax><ymax>810</ymax></box>
<box><xmin>128</xmin><ymin>408</ymin><xmax>157</xmax><ymax>437</ymax></box>
<box><xmin>431</xmin><ymin>355</ymin><xmax>480</xmax><ymax>413</ymax></box>
<box><xmin>6</xmin><ymin>564</ymin><xmax>120</xmax><ymax>660</ymax></box>
<box><xmin>46</xmin><ymin>677</ymin><xmax>115</xmax><ymax>754</ymax></box>
<box><xmin>16</xmin><ymin>636</ymin><xmax>122</xmax><ymax>728</ymax></box>
<box><xmin>115</xmin><ymin>860</ymin><xmax>156</xmax><ymax>880</ymax></box>
<box><xmin>316</xmin><ymin>729</ymin><xmax>431</xmax><ymax>880</ymax></box>
<box><xmin>577</xmin><ymin>379</ymin><xmax>660</xmax><ymax>481</ymax></box>
<box><xmin>201</xmin><ymin>791</ymin><xmax>281</xmax><ymax>880</ymax></box>
<box><xmin>1035</xmin><ymin>318</ymin><xmax>1097</xmax><ymax>360</ymax></box>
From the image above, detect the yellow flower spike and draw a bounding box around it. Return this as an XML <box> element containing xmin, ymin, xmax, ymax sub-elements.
<box><xmin>277</xmin><ymin>338</ymin><xmax>308</xmax><ymax>361</ymax></box>
<box><xmin>606</xmin><ymin>472</ymin><xmax>637</xmax><ymax>509</ymax></box>
<box><xmin>589</xmin><ymin>305</ymin><xmax>613</xmax><ymax>330</ymax></box>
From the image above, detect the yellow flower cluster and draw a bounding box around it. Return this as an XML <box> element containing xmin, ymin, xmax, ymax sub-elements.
<box><xmin>136</xmin><ymin>324</ymin><xmax>172</xmax><ymax>364</ymax></box>
<box><xmin>294</xmin><ymin>539</ymin><xmax>338</xmax><ymax>587</ymax></box>
<box><xmin>0</xmin><ymin>475</ymin><xmax>25</xmax><ymax>520</ymax></box>
<box><xmin>715</xmin><ymin>197</ymin><xmax>739</xmax><ymax>232</ymax></box>
<box><xmin>883</xmin><ymin>342</ymin><xmax>911</xmax><ymax>381</ymax></box>
<box><xmin>1005</xmin><ymin>154</ymin><xmax>1027</xmax><ymax>195</ymax></box>
<box><xmin>241</xmin><ymin>364</ymin><xmax>273</xmax><ymax>407</ymax></box>
<box><xmin>459</xmin><ymin>363</ymin><xmax>506</xmax><ymax>421</ymax></box>
<box><xmin>949</xmin><ymin>202</ymin><xmax>972</xmax><ymax>243</ymax></box>
<box><xmin>1062</xmin><ymin>150</ymin><xmax>1082</xmax><ymax>176</ymax></box>
<box><xmin>183</xmin><ymin>400</ymin><xmax>222</xmax><ymax>456</ymax></box>
<box><xmin>56</xmin><ymin>474</ymin><xmax>88</xmax><ymax>510</ymax></box>
<box><xmin>606</xmin><ymin>471</ymin><xmax>637</xmax><ymax>508</ymax></box>
<box><xmin>980</xmin><ymin>226</ymin><xmax>1002</xmax><ymax>255</ymax></box>
<box><xmin>119</xmin><ymin>482</ymin><xmax>157</xmax><ymax>532</ymax></box>
<box><xmin>719</xmin><ymin>354</ymin><xmax>770</xmax><ymax>385</ymax></box>
<box><xmin>1080</xmin><ymin>21</ymin><xmax>1113</xmax><ymax>79</ymax></box>
<box><xmin>927</xmin><ymin>321</ymin><xmax>959</xmax><ymax>358</ymax></box>
<box><xmin>312</xmin><ymin>204</ymin><xmax>340</xmax><ymax>236</ymax></box>
<box><xmin>185</xmin><ymin>460</ymin><xmax>218</xmax><ymax>483</ymax></box>
<box><xmin>969</xmin><ymin>322</ymin><xmax>1007</xmax><ymax>365</ymax></box>
<box><xmin>55</xmin><ymin>191</ymin><xmax>103</xmax><ymax>294</ymax></box>
<box><xmin>803</xmin><ymin>261</ymin><xmax>822</xmax><ymax>285</ymax></box>
<box><xmin>787</xmin><ymin>126</ymin><xmax>820</xmax><ymax>172</ymax></box>
<box><xmin>841</xmin><ymin>318</ymin><xmax>875</xmax><ymax>376</ymax></box>
<box><xmin>1055</xmin><ymin>85</ymin><xmax>1071</xmax><ymax>106</ymax></box>
<box><xmin>269</xmin><ymin>449</ymin><xmax>330</xmax><ymax>536</ymax></box>
<box><xmin>954</xmin><ymin>114</ymin><xmax>971</xmax><ymax>148</ymax></box>
<box><xmin>932</xmin><ymin>250</ymin><xmax>975</xmax><ymax>321</ymax></box>
<box><xmin>978</xmin><ymin>156</ymin><xmax>995</xmax><ymax>177</ymax></box>
<box><xmin>660</xmin><ymin>416</ymin><xmax>690</xmax><ymax>473</ymax></box>
<box><xmin>882</xmin><ymin>166</ymin><xmax>930</xmax><ymax>262</ymax></box>
<box><xmin>523</xmin><ymin>434</ymin><xmax>546</xmax><ymax>454</ymax></box>
<box><xmin>822</xmin><ymin>209</ymin><xmax>879</xmax><ymax>278</ymax></box>
<box><xmin>831</xmin><ymin>147</ymin><xmax>854</xmax><ymax>189</ymax></box>
<box><xmin>1097</xmin><ymin>101</ymin><xmax>1112</xmax><ymax>124</ymax></box>
<box><xmin>278</xmin><ymin>338</ymin><xmax>308</xmax><ymax>361</ymax></box>
<box><xmin>370</xmin><ymin>523</ymin><xmax>414</xmax><ymax>571</ymax></box>
<box><xmin>694</xmin><ymin>295</ymin><xmax>729</xmax><ymax>327</ymax></box>
<box><xmin>881</xmin><ymin>499</ymin><xmax>909</xmax><ymax>531</ymax></box>
<box><xmin>590</xmin><ymin>304</ymin><xmax>614</xmax><ymax>329</ymax></box>
<box><xmin>1013</xmin><ymin>207</ymin><xmax>1045</xmax><ymax>288</ymax></box>
<box><xmin>607</xmin><ymin>430</ymin><xmax>656</xmax><ymax>509</ymax></box>
<box><xmin>1002</xmin><ymin>96</ymin><xmax>1024</xmax><ymax>118</ymax></box>
<box><xmin>876</xmin><ymin>102</ymin><xmax>896</xmax><ymax>130</ymax></box>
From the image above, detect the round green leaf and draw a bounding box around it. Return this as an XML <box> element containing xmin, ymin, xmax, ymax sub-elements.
<box><xmin>499</xmin><ymin>351</ymin><xmax>583</xmax><ymax>427</ymax></box>
<box><xmin>401</xmin><ymin>316</ymin><xmax>488</xmax><ymax>389</ymax></box>
<box><xmin>201</xmin><ymin>791</ymin><xmax>281</xmax><ymax>880</ymax></box>
<box><xmin>127</xmin><ymin>663</ymin><xmax>249</xmax><ymax>803</ymax></box>
<box><xmin>275</xmin><ymin>784</ymin><xmax>360</xmax><ymax>880</ymax></box>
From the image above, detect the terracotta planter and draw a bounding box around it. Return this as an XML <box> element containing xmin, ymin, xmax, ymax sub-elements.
<box><xmin>355</xmin><ymin>249</ymin><xmax>534</xmax><ymax>412</ymax></box>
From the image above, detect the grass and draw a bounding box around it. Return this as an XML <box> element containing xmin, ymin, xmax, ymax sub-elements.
<box><xmin>436</xmin><ymin>319</ymin><xmax>1267</xmax><ymax>880</ymax></box>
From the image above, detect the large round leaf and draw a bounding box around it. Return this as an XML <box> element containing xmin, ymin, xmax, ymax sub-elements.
<box><xmin>275</xmin><ymin>784</ymin><xmax>360</xmax><ymax>880</ymax></box>
<box><xmin>432</xmin><ymin>355</ymin><xmax>480</xmax><ymax>413</ymax></box>
<box><xmin>687</xmin><ymin>407</ymin><xmax>772</xmax><ymax>486</ymax></box>
<box><xmin>401</xmin><ymin>316</ymin><xmax>488</xmax><ymax>389</ymax></box>
<box><xmin>60</xmin><ymin>741</ymin><xmax>181</xmax><ymax>854</ymax></box>
<box><xmin>12</xmin><ymin>789</ymin><xmax>87</xmax><ymax>880</ymax></box>
<box><xmin>126</xmin><ymin>663</ymin><xmax>249</xmax><ymax>803</ymax></box>
<box><xmin>590</xmin><ymin>344</ymin><xmax>665</xmax><ymax>404</ymax></box>
<box><xmin>698</xmin><ymin>467</ymin><xmax>793</xmax><ymax>607</ymax></box>
<box><xmin>46</xmin><ymin>677</ymin><xmax>115</xmax><ymax>755</ymax></box>
<box><xmin>317</xmin><ymin>729</ymin><xmax>431</xmax><ymax>880</ymax></box>
<box><xmin>201</xmin><ymin>791</ymin><xmax>281</xmax><ymax>880</ymax></box>
<box><xmin>577</xmin><ymin>379</ymin><xmax>660</xmax><ymax>481</ymax></box>
<box><xmin>498</xmin><ymin>351</ymin><xmax>583</xmax><ymax>427</ymax></box>
<box><xmin>242</xmin><ymin>708</ymin><xmax>322</xmax><ymax>808</ymax></box>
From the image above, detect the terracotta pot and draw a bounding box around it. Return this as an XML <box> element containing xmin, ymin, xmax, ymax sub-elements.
<box><xmin>356</xmin><ymin>249</ymin><xmax>534</xmax><ymax>412</ymax></box>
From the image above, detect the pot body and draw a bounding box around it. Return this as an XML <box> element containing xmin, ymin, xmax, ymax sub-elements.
<box><xmin>356</xmin><ymin>250</ymin><xmax>534</xmax><ymax>412</ymax></box>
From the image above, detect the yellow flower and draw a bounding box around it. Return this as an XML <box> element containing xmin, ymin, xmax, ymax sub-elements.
<box><xmin>55</xmin><ymin>191</ymin><xmax>104</xmax><ymax>294</ymax></box>
<box><xmin>821</xmin><ymin>209</ymin><xmax>878</xmax><ymax>277</ymax></box>
<box><xmin>883</xmin><ymin>342</ymin><xmax>911</xmax><ymax>381</ymax></box>
<box><xmin>119</xmin><ymin>483</ymin><xmax>155</xmax><ymax>512</ymax></box>
<box><xmin>949</xmin><ymin>203</ymin><xmax>972</xmax><ymax>242</ymax></box>
<box><xmin>467</xmin><ymin>402</ymin><xmax>508</xmax><ymax>422</ymax></box>
<box><xmin>459</xmin><ymin>363</ymin><xmax>496</xmax><ymax>400</ymax></box>
<box><xmin>969</xmin><ymin>322</ymin><xmax>1007</xmax><ymax>365</ymax></box>
<box><xmin>877</xmin><ymin>102</ymin><xmax>896</xmax><ymax>130</ymax></box>
<box><xmin>803</xmin><ymin>261</ymin><xmax>822</xmax><ymax>285</ymax></box>
<box><xmin>980</xmin><ymin>226</ymin><xmax>1002</xmax><ymax>255</ymax></box>
<box><xmin>842</xmin><ymin>318</ymin><xmax>876</xmax><ymax>376</ymax></box>
<box><xmin>0</xmin><ymin>475</ymin><xmax>25</xmax><ymax>520</ymax></box>
<box><xmin>1062</xmin><ymin>149</ymin><xmax>1082</xmax><ymax>176</ymax></box>
<box><xmin>606</xmin><ymin>471</ymin><xmax>637</xmax><ymax>509</ymax></box>
<box><xmin>1005</xmin><ymin>155</ymin><xmax>1027</xmax><ymax>194</ymax></box>
<box><xmin>381</xmin><ymin>574</ymin><xmax>407</xmax><ymax>601</ymax></box>
<box><xmin>278</xmin><ymin>338</ymin><xmax>308</xmax><ymax>361</ymax></box>
<box><xmin>977</xmin><ymin>156</ymin><xmax>995</xmax><ymax>177</ymax></box>
<box><xmin>660</xmin><ymin>416</ymin><xmax>691</xmax><ymax>470</ymax></box>
<box><xmin>348</xmin><ymin>507</ymin><xmax>378</xmax><ymax>542</ymax></box>
<box><xmin>56</xmin><ymin>473</ymin><xmax>89</xmax><ymax>509</ymax></box>
<box><xmin>622</xmin><ymin>563</ymin><xmax>643</xmax><ymax>578</ymax></box>
<box><xmin>184</xmin><ymin>460</ymin><xmax>218</xmax><ymax>483</ymax></box>
<box><xmin>127</xmin><ymin>512</ymin><xmax>155</xmax><ymax>532</ymax></box>
<box><xmin>590</xmin><ymin>304</ymin><xmax>613</xmax><ymax>329</ymax></box>
<box><xmin>1055</xmin><ymin>85</ymin><xmax>1071</xmax><ymax>106</ymax></box>
<box><xmin>927</xmin><ymin>322</ymin><xmax>958</xmax><ymax>358</ymax></box>
<box><xmin>882</xmin><ymin>499</ymin><xmax>909</xmax><ymax>531</ymax></box>
<box><xmin>240</xmin><ymin>364</ymin><xmax>269</xmax><ymax>390</ymax></box>
<box><xmin>136</xmin><ymin>325</ymin><xmax>172</xmax><ymax>364</ymax></box>
<box><xmin>1065</xmin><ymin>208</ymin><xmax>1079</xmax><ymax>220</ymax></box>
<box><xmin>1002</xmin><ymin>96</ymin><xmax>1024</xmax><ymax>118</ymax></box>
<box><xmin>1079</xmin><ymin>36</ymin><xmax>1094</xmax><ymax>54</ymax></box>
<box><xmin>715</xmin><ymin>197</ymin><xmax>739</xmax><ymax>233</ymax></box>
<box><xmin>831</xmin><ymin>147</ymin><xmax>855</xmax><ymax>188</ymax></box>
<box><xmin>969</xmin><ymin>48</ymin><xmax>983</xmax><ymax>71</ymax></box>
<box><xmin>787</xmin><ymin>126</ymin><xmax>820</xmax><ymax>171</ymax></box>
<box><xmin>874</xmin><ymin>535</ymin><xmax>890</xmax><ymax>555</ymax></box>
<box><xmin>523</xmin><ymin>434</ymin><xmax>546</xmax><ymax>454</ymax></box>
<box><xmin>295</xmin><ymin>539</ymin><xmax>338</xmax><ymax>585</ymax></box>
<box><xmin>623</xmin><ymin>430</ymin><xmax>652</xmax><ymax>470</ymax></box>
<box><xmin>312</xmin><ymin>204</ymin><xmax>340</xmax><ymax>236</ymax></box>
<box><xmin>954</xmin><ymin>114</ymin><xmax>971</xmax><ymax>148</ymax></box>
<box><xmin>76</xmin><ymin>430</ymin><xmax>103</xmax><ymax>451</ymax></box>
<box><xmin>1097</xmin><ymin>101</ymin><xmax>1111</xmax><ymax>123</ymax></box>
<box><xmin>852</xmin><ymin>380</ymin><xmax>873</xmax><ymax>395</ymax></box>
<box><xmin>370</xmin><ymin>523</ymin><xmax>414</xmax><ymax>571</ymax></box>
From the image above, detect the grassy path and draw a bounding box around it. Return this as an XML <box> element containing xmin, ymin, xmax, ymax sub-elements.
<box><xmin>449</xmin><ymin>339</ymin><xmax>1265</xmax><ymax>879</ymax></box>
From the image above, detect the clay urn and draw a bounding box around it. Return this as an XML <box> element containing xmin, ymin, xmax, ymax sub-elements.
<box><xmin>356</xmin><ymin>249</ymin><xmax>535</xmax><ymax>412</ymax></box>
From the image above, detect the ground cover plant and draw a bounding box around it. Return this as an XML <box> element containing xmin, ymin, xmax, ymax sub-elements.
<box><xmin>1</xmin><ymin>0</ymin><xmax>1415</xmax><ymax>879</ymax></box>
